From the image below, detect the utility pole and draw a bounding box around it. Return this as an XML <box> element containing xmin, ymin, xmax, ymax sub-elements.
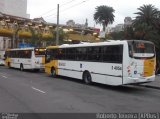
<box><xmin>56</xmin><ymin>4</ymin><xmax>59</xmax><ymax>45</ymax></box>
<box><xmin>12</xmin><ymin>33</ymin><xmax>15</xmax><ymax>48</ymax></box>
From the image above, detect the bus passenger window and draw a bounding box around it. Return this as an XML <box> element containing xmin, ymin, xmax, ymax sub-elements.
<box><xmin>103</xmin><ymin>45</ymin><xmax>123</xmax><ymax>63</ymax></box>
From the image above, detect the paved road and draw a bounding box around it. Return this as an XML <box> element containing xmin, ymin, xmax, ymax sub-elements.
<box><xmin>0</xmin><ymin>66</ymin><xmax>160</xmax><ymax>114</ymax></box>
<box><xmin>141</xmin><ymin>75</ymin><xmax>160</xmax><ymax>88</ymax></box>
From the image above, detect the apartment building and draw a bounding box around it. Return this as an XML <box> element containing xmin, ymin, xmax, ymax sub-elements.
<box><xmin>0</xmin><ymin>0</ymin><xmax>28</xmax><ymax>50</ymax></box>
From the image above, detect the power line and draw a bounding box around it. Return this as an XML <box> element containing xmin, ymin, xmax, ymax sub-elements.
<box><xmin>39</xmin><ymin>0</ymin><xmax>77</xmax><ymax>17</ymax></box>
<box><xmin>39</xmin><ymin>8</ymin><xmax>57</xmax><ymax>17</ymax></box>
<box><xmin>60</xmin><ymin>0</ymin><xmax>89</xmax><ymax>14</ymax></box>
<box><xmin>44</xmin><ymin>0</ymin><xmax>90</xmax><ymax>19</ymax></box>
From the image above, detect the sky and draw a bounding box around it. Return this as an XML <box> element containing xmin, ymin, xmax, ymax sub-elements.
<box><xmin>27</xmin><ymin>0</ymin><xmax>160</xmax><ymax>29</ymax></box>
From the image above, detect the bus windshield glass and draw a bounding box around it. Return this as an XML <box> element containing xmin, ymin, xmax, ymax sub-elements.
<box><xmin>34</xmin><ymin>48</ymin><xmax>46</xmax><ymax>56</ymax></box>
<box><xmin>128</xmin><ymin>41</ymin><xmax>155</xmax><ymax>59</ymax></box>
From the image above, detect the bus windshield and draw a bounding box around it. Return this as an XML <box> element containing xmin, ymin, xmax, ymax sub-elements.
<box><xmin>34</xmin><ymin>48</ymin><xmax>46</xmax><ymax>56</ymax></box>
<box><xmin>128</xmin><ymin>41</ymin><xmax>155</xmax><ymax>59</ymax></box>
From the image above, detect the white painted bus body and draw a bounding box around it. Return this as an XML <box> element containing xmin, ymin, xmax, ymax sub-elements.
<box><xmin>9</xmin><ymin>54</ymin><xmax>44</xmax><ymax>69</ymax></box>
<box><xmin>45</xmin><ymin>40</ymin><xmax>156</xmax><ymax>86</ymax></box>
<box><xmin>5</xmin><ymin>48</ymin><xmax>45</xmax><ymax>70</ymax></box>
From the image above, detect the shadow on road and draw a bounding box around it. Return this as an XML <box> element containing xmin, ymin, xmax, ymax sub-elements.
<box><xmin>48</xmin><ymin>75</ymin><xmax>148</xmax><ymax>94</ymax></box>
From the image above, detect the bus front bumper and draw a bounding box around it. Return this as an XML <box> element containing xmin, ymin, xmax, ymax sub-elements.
<box><xmin>124</xmin><ymin>75</ymin><xmax>155</xmax><ymax>84</ymax></box>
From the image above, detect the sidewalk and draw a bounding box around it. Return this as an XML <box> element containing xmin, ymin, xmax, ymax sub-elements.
<box><xmin>141</xmin><ymin>75</ymin><xmax>160</xmax><ymax>89</ymax></box>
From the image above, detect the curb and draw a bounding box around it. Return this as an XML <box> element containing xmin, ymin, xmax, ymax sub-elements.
<box><xmin>141</xmin><ymin>85</ymin><xmax>160</xmax><ymax>90</ymax></box>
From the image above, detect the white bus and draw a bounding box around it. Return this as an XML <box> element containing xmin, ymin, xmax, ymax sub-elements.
<box><xmin>5</xmin><ymin>47</ymin><xmax>46</xmax><ymax>71</ymax></box>
<box><xmin>45</xmin><ymin>40</ymin><xmax>156</xmax><ymax>86</ymax></box>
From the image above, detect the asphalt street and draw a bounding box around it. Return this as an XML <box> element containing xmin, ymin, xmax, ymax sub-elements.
<box><xmin>0</xmin><ymin>66</ymin><xmax>160</xmax><ymax>114</ymax></box>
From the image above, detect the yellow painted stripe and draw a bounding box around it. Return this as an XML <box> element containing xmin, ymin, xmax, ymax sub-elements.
<box><xmin>46</xmin><ymin>46</ymin><xmax>59</xmax><ymax>49</ymax></box>
<box><xmin>143</xmin><ymin>58</ymin><xmax>155</xmax><ymax>77</ymax></box>
<box><xmin>42</xmin><ymin>56</ymin><xmax>45</xmax><ymax>64</ymax></box>
<box><xmin>5</xmin><ymin>57</ymin><xmax>11</xmax><ymax>67</ymax></box>
<box><xmin>45</xmin><ymin>60</ymin><xmax>58</xmax><ymax>75</ymax></box>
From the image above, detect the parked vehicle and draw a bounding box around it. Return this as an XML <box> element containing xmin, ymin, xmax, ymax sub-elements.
<box><xmin>45</xmin><ymin>40</ymin><xmax>156</xmax><ymax>86</ymax></box>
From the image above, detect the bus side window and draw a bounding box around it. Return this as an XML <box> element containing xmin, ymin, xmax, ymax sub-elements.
<box><xmin>76</xmin><ymin>48</ymin><xmax>82</xmax><ymax>60</ymax></box>
<box><xmin>58</xmin><ymin>48</ymin><xmax>66</xmax><ymax>60</ymax></box>
<box><xmin>66</xmin><ymin>48</ymin><xmax>75</xmax><ymax>60</ymax></box>
<box><xmin>103</xmin><ymin>45</ymin><xmax>123</xmax><ymax>63</ymax></box>
<box><xmin>95</xmin><ymin>47</ymin><xmax>103</xmax><ymax>61</ymax></box>
<box><xmin>129</xmin><ymin>45</ymin><xmax>133</xmax><ymax>57</ymax></box>
<box><xmin>87</xmin><ymin>46</ymin><xmax>103</xmax><ymax>62</ymax></box>
<box><xmin>87</xmin><ymin>47</ymin><xmax>93</xmax><ymax>61</ymax></box>
<box><xmin>53</xmin><ymin>49</ymin><xmax>59</xmax><ymax>60</ymax></box>
<box><xmin>81</xmin><ymin>47</ymin><xmax>87</xmax><ymax>61</ymax></box>
<box><xmin>76</xmin><ymin>47</ymin><xmax>87</xmax><ymax>61</ymax></box>
<box><xmin>45</xmin><ymin>49</ymin><xmax>51</xmax><ymax>63</ymax></box>
<box><xmin>103</xmin><ymin>46</ymin><xmax>111</xmax><ymax>62</ymax></box>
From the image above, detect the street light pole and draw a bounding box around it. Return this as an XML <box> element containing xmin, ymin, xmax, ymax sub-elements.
<box><xmin>56</xmin><ymin>4</ymin><xmax>59</xmax><ymax>46</ymax></box>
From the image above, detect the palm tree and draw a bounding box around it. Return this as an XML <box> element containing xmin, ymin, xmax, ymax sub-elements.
<box><xmin>133</xmin><ymin>4</ymin><xmax>160</xmax><ymax>27</ymax></box>
<box><xmin>133</xmin><ymin>4</ymin><xmax>160</xmax><ymax>41</ymax></box>
<box><xmin>94</xmin><ymin>5</ymin><xmax>115</xmax><ymax>31</ymax></box>
<box><xmin>157</xmin><ymin>12</ymin><xmax>160</xmax><ymax>33</ymax></box>
<box><xmin>133</xmin><ymin>4</ymin><xmax>160</xmax><ymax>74</ymax></box>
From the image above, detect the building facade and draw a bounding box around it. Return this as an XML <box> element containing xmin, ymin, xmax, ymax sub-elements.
<box><xmin>66</xmin><ymin>20</ymin><xmax>75</xmax><ymax>27</ymax></box>
<box><xmin>124</xmin><ymin>17</ymin><xmax>132</xmax><ymax>28</ymax></box>
<box><xmin>0</xmin><ymin>0</ymin><xmax>28</xmax><ymax>50</ymax></box>
<box><xmin>114</xmin><ymin>24</ymin><xmax>124</xmax><ymax>32</ymax></box>
<box><xmin>0</xmin><ymin>0</ymin><xmax>28</xmax><ymax>18</ymax></box>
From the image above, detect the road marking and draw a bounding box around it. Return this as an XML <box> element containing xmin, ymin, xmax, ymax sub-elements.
<box><xmin>0</xmin><ymin>73</ymin><xmax>6</xmax><ymax>75</ymax></box>
<box><xmin>31</xmin><ymin>86</ymin><xmax>46</xmax><ymax>94</ymax></box>
<box><xmin>2</xmin><ymin>76</ymin><xmax>7</xmax><ymax>79</ymax></box>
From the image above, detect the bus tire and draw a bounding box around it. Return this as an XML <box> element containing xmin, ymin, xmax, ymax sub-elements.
<box><xmin>51</xmin><ymin>67</ymin><xmax>56</xmax><ymax>77</ymax></box>
<box><xmin>20</xmin><ymin>64</ymin><xmax>24</xmax><ymax>71</ymax></box>
<box><xmin>83</xmin><ymin>71</ymin><xmax>92</xmax><ymax>84</ymax></box>
<box><xmin>34</xmin><ymin>69</ymin><xmax>40</xmax><ymax>72</ymax></box>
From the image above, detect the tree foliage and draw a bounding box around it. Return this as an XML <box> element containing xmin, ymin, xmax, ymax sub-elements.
<box><xmin>110</xmin><ymin>31</ymin><xmax>125</xmax><ymax>40</ymax></box>
<box><xmin>131</xmin><ymin>4</ymin><xmax>160</xmax><ymax>73</ymax></box>
<box><xmin>108</xmin><ymin>4</ymin><xmax>160</xmax><ymax>73</ymax></box>
<box><xmin>94</xmin><ymin>5</ymin><xmax>115</xmax><ymax>31</ymax></box>
<box><xmin>133</xmin><ymin>4</ymin><xmax>160</xmax><ymax>27</ymax></box>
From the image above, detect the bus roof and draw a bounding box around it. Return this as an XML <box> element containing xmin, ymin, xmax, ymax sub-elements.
<box><xmin>5</xmin><ymin>47</ymin><xmax>45</xmax><ymax>51</ymax></box>
<box><xmin>46</xmin><ymin>46</ymin><xmax>59</xmax><ymax>49</ymax></box>
<box><xmin>46</xmin><ymin>40</ymin><xmax>127</xmax><ymax>49</ymax></box>
<box><xmin>46</xmin><ymin>40</ymin><xmax>155</xmax><ymax>49</ymax></box>
<box><xmin>6</xmin><ymin>47</ymin><xmax>34</xmax><ymax>51</ymax></box>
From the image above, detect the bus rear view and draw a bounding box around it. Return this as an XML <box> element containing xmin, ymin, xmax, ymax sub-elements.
<box><xmin>123</xmin><ymin>40</ymin><xmax>156</xmax><ymax>84</ymax></box>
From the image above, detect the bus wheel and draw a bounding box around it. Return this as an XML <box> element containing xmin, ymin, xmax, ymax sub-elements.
<box><xmin>83</xmin><ymin>71</ymin><xmax>92</xmax><ymax>84</ymax></box>
<box><xmin>51</xmin><ymin>67</ymin><xmax>56</xmax><ymax>77</ymax></box>
<box><xmin>20</xmin><ymin>64</ymin><xmax>24</xmax><ymax>71</ymax></box>
<box><xmin>34</xmin><ymin>69</ymin><xmax>40</xmax><ymax>72</ymax></box>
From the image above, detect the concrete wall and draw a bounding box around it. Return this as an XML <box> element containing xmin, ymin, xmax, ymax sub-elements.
<box><xmin>0</xmin><ymin>37</ymin><xmax>11</xmax><ymax>50</ymax></box>
<box><xmin>0</xmin><ymin>0</ymin><xmax>28</xmax><ymax>18</ymax></box>
<box><xmin>0</xmin><ymin>0</ymin><xmax>28</xmax><ymax>50</ymax></box>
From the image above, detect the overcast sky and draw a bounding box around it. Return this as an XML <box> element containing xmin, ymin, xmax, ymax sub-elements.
<box><xmin>27</xmin><ymin>0</ymin><xmax>160</xmax><ymax>29</ymax></box>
